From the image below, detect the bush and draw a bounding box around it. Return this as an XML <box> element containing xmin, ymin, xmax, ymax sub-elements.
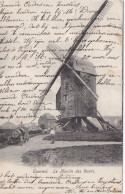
<box><xmin>29</xmin><ymin>130</ymin><xmax>42</xmax><ymax>135</ymax></box>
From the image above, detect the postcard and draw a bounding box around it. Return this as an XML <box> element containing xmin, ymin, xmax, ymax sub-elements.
<box><xmin>0</xmin><ymin>0</ymin><xmax>123</xmax><ymax>193</ymax></box>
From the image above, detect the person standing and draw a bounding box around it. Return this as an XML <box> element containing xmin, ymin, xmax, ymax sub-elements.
<box><xmin>50</xmin><ymin>128</ymin><xmax>55</xmax><ymax>144</ymax></box>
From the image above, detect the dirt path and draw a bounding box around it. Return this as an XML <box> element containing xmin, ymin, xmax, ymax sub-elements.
<box><xmin>0</xmin><ymin>135</ymin><xmax>122</xmax><ymax>165</ymax></box>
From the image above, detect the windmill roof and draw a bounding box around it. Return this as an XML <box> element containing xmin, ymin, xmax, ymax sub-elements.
<box><xmin>72</xmin><ymin>56</ymin><xmax>97</xmax><ymax>75</ymax></box>
<box><xmin>47</xmin><ymin>43</ymin><xmax>96</xmax><ymax>75</ymax></box>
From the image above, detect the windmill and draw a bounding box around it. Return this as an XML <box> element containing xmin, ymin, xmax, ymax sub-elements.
<box><xmin>33</xmin><ymin>0</ymin><xmax>117</xmax><ymax>131</ymax></box>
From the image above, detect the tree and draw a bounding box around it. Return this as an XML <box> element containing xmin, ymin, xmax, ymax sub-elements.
<box><xmin>40</xmin><ymin>124</ymin><xmax>46</xmax><ymax>130</ymax></box>
<box><xmin>55</xmin><ymin>115</ymin><xmax>68</xmax><ymax>130</ymax></box>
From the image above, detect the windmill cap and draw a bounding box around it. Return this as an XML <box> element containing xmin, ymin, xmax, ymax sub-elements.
<box><xmin>72</xmin><ymin>56</ymin><xmax>97</xmax><ymax>76</ymax></box>
<box><xmin>47</xmin><ymin>42</ymin><xmax>96</xmax><ymax>75</ymax></box>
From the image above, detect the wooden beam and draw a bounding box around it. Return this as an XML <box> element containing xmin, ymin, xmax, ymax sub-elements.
<box><xmin>97</xmin><ymin>111</ymin><xmax>118</xmax><ymax>130</ymax></box>
<box><xmin>33</xmin><ymin>64</ymin><xmax>64</xmax><ymax>116</ymax></box>
<box><xmin>64</xmin><ymin>0</ymin><xmax>110</xmax><ymax>63</ymax></box>
<box><xmin>66</xmin><ymin>64</ymin><xmax>98</xmax><ymax>100</ymax></box>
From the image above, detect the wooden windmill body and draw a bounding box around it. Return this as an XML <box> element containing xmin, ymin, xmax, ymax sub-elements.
<box><xmin>33</xmin><ymin>0</ymin><xmax>117</xmax><ymax>131</ymax></box>
<box><xmin>49</xmin><ymin>45</ymin><xmax>98</xmax><ymax>131</ymax></box>
<box><xmin>56</xmin><ymin>57</ymin><xmax>97</xmax><ymax>119</ymax></box>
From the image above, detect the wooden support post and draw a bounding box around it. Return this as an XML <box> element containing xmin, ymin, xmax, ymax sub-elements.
<box><xmin>97</xmin><ymin>113</ymin><xmax>118</xmax><ymax>131</ymax></box>
<box><xmin>82</xmin><ymin>117</ymin><xmax>99</xmax><ymax>132</ymax></box>
<box><xmin>97</xmin><ymin>117</ymin><xmax>106</xmax><ymax>131</ymax></box>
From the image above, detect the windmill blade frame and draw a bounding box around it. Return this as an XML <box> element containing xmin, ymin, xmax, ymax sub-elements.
<box><xmin>33</xmin><ymin>63</ymin><xmax>64</xmax><ymax>116</ymax></box>
<box><xmin>64</xmin><ymin>0</ymin><xmax>112</xmax><ymax>63</ymax></box>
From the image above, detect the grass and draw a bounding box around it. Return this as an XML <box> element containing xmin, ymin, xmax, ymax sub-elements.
<box><xmin>43</xmin><ymin>131</ymin><xmax>123</xmax><ymax>142</ymax></box>
<box><xmin>22</xmin><ymin>144</ymin><xmax>122</xmax><ymax>167</ymax></box>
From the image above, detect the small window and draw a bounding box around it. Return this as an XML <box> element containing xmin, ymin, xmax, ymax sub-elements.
<box><xmin>64</xmin><ymin>94</ymin><xmax>67</xmax><ymax>101</ymax></box>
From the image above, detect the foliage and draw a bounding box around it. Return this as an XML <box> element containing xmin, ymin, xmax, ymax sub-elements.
<box><xmin>55</xmin><ymin>115</ymin><xmax>68</xmax><ymax>129</ymax></box>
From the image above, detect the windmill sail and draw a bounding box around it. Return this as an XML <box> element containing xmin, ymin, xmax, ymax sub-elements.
<box><xmin>33</xmin><ymin>63</ymin><xmax>64</xmax><ymax>116</ymax></box>
<box><xmin>74</xmin><ymin>1</ymin><xmax>112</xmax><ymax>56</ymax></box>
<box><xmin>64</xmin><ymin>0</ymin><xmax>112</xmax><ymax>63</ymax></box>
<box><xmin>33</xmin><ymin>0</ymin><xmax>112</xmax><ymax>117</ymax></box>
<box><xmin>47</xmin><ymin>43</ymin><xmax>65</xmax><ymax>62</ymax></box>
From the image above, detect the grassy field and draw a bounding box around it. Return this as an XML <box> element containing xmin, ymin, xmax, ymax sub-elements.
<box><xmin>43</xmin><ymin>131</ymin><xmax>123</xmax><ymax>142</ymax></box>
<box><xmin>22</xmin><ymin>144</ymin><xmax>122</xmax><ymax>167</ymax></box>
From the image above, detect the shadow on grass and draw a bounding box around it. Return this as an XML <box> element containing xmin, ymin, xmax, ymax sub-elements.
<box><xmin>22</xmin><ymin>144</ymin><xmax>122</xmax><ymax>167</ymax></box>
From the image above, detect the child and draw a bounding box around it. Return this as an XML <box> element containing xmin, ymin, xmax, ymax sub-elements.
<box><xmin>50</xmin><ymin>128</ymin><xmax>55</xmax><ymax>144</ymax></box>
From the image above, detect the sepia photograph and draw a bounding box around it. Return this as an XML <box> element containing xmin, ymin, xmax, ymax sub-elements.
<box><xmin>0</xmin><ymin>0</ymin><xmax>123</xmax><ymax>193</ymax></box>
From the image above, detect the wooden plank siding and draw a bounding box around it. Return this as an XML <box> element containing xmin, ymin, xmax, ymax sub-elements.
<box><xmin>74</xmin><ymin>73</ymin><xmax>97</xmax><ymax>117</ymax></box>
<box><xmin>61</xmin><ymin>67</ymin><xmax>75</xmax><ymax>118</ymax></box>
<box><xmin>56</xmin><ymin>66</ymin><xmax>97</xmax><ymax>118</ymax></box>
